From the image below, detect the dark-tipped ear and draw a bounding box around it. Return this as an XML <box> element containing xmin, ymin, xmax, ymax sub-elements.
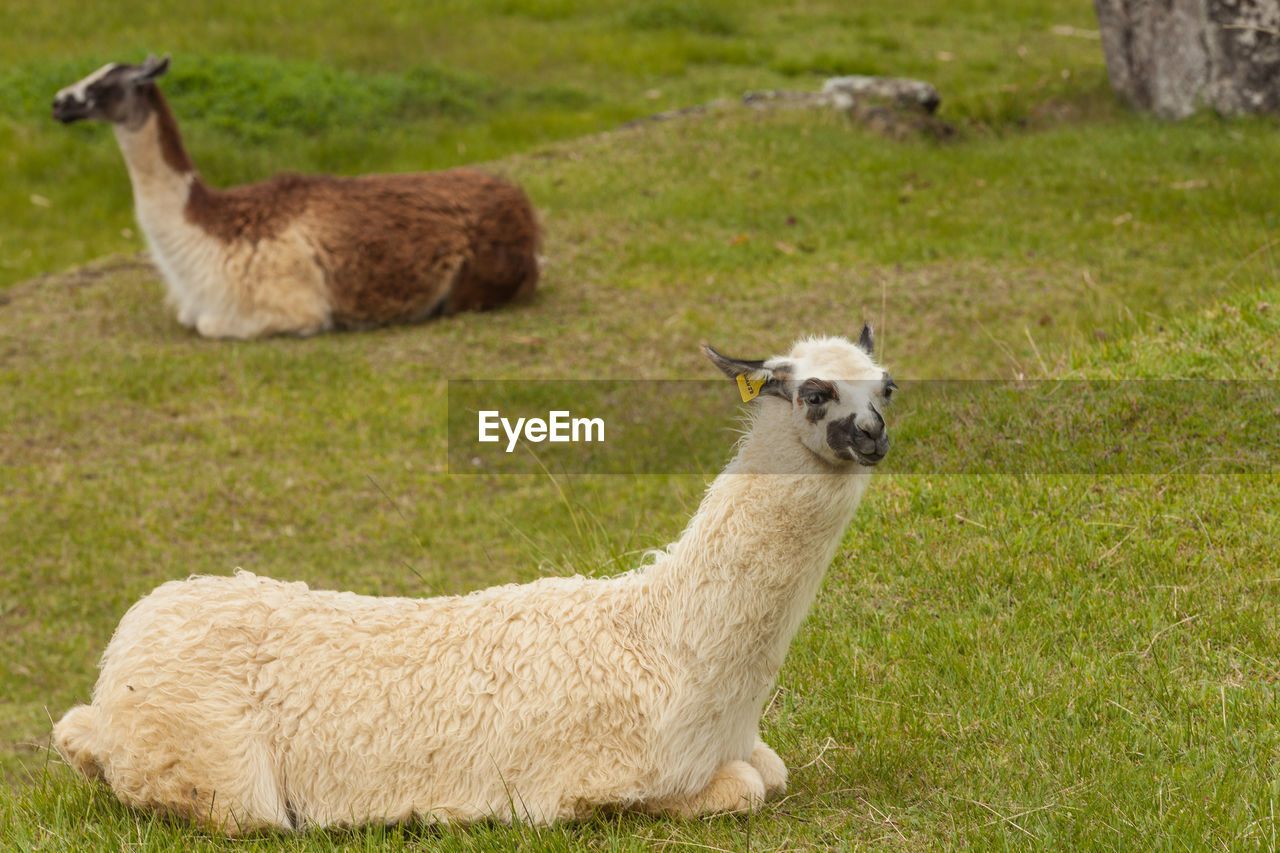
<box><xmin>702</xmin><ymin>344</ymin><xmax>790</xmax><ymax>400</ymax></box>
<box><xmin>856</xmin><ymin>323</ymin><xmax>874</xmax><ymax>357</ymax></box>
<box><xmin>702</xmin><ymin>344</ymin><xmax>768</xmax><ymax>379</ymax></box>
<box><xmin>131</xmin><ymin>54</ymin><xmax>170</xmax><ymax>85</ymax></box>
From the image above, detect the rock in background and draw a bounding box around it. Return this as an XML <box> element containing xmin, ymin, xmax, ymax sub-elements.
<box><xmin>1094</xmin><ymin>0</ymin><xmax>1280</xmax><ymax>118</ymax></box>
<box><xmin>623</xmin><ymin>75</ymin><xmax>953</xmax><ymax>140</ymax></box>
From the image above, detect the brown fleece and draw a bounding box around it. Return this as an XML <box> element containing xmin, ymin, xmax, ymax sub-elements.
<box><xmin>312</xmin><ymin>168</ymin><xmax>540</xmax><ymax>327</ymax></box>
<box><xmin>181</xmin><ymin>167</ymin><xmax>539</xmax><ymax>328</ymax></box>
<box><xmin>185</xmin><ymin>175</ymin><xmax>312</xmax><ymax>246</ymax></box>
<box><xmin>443</xmin><ymin>171</ymin><xmax>542</xmax><ymax>313</ymax></box>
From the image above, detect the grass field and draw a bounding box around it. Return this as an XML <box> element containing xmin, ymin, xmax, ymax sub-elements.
<box><xmin>2</xmin><ymin>0</ymin><xmax>1280</xmax><ymax>849</ymax></box>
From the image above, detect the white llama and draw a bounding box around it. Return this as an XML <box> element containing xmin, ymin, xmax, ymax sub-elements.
<box><xmin>53</xmin><ymin>330</ymin><xmax>896</xmax><ymax>833</ymax></box>
<box><xmin>52</xmin><ymin>55</ymin><xmax>541</xmax><ymax>339</ymax></box>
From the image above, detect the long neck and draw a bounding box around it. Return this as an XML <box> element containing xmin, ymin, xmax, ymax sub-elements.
<box><xmin>642</xmin><ymin>404</ymin><xmax>870</xmax><ymax>690</ymax></box>
<box><xmin>112</xmin><ymin>85</ymin><xmax>201</xmax><ymax>226</ymax></box>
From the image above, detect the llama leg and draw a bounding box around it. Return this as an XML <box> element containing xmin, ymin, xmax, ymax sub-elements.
<box><xmin>196</xmin><ymin>312</ymin><xmax>285</xmax><ymax>341</ymax></box>
<box><xmin>749</xmin><ymin>739</ymin><xmax>788</xmax><ymax>799</ymax></box>
<box><xmin>53</xmin><ymin>705</ymin><xmax>107</xmax><ymax>782</ymax></box>
<box><xmin>104</xmin><ymin>737</ymin><xmax>291</xmax><ymax>835</ymax></box>
<box><xmin>196</xmin><ymin>307</ymin><xmax>329</xmax><ymax>340</ymax></box>
<box><xmin>647</xmin><ymin>760</ymin><xmax>766</xmax><ymax>817</ymax></box>
<box><xmin>57</xmin><ymin>701</ymin><xmax>290</xmax><ymax>835</ymax></box>
<box><xmin>173</xmin><ymin>302</ymin><xmax>198</xmax><ymax>329</ymax></box>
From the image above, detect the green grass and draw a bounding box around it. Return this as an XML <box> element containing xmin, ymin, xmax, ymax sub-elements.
<box><xmin>3</xmin><ymin>0</ymin><xmax>1280</xmax><ymax>849</ymax></box>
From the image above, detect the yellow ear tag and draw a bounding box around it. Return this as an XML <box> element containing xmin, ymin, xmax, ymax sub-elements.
<box><xmin>736</xmin><ymin>374</ymin><xmax>766</xmax><ymax>402</ymax></box>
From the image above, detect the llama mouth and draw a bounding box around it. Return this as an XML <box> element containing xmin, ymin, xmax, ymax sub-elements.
<box><xmin>832</xmin><ymin>447</ymin><xmax>885</xmax><ymax>466</ymax></box>
<box><xmin>53</xmin><ymin>102</ymin><xmax>89</xmax><ymax>123</ymax></box>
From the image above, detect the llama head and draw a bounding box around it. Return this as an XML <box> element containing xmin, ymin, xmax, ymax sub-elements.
<box><xmin>703</xmin><ymin>326</ymin><xmax>895</xmax><ymax>468</ymax></box>
<box><xmin>53</xmin><ymin>55</ymin><xmax>170</xmax><ymax>127</ymax></box>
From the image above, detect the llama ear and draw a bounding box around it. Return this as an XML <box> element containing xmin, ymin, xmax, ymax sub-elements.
<box><xmin>856</xmin><ymin>324</ymin><xmax>874</xmax><ymax>357</ymax></box>
<box><xmin>702</xmin><ymin>344</ymin><xmax>768</xmax><ymax>380</ymax></box>
<box><xmin>701</xmin><ymin>345</ymin><xmax>790</xmax><ymax>400</ymax></box>
<box><xmin>130</xmin><ymin>54</ymin><xmax>170</xmax><ymax>85</ymax></box>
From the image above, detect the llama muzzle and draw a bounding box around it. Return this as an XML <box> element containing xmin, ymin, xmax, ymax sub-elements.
<box><xmin>828</xmin><ymin>411</ymin><xmax>889</xmax><ymax>465</ymax></box>
<box><xmin>52</xmin><ymin>94</ymin><xmax>90</xmax><ymax>123</ymax></box>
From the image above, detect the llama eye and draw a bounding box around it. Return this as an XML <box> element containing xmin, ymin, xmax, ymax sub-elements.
<box><xmin>802</xmin><ymin>390</ymin><xmax>827</xmax><ymax>406</ymax></box>
<box><xmin>883</xmin><ymin>380</ymin><xmax>898</xmax><ymax>401</ymax></box>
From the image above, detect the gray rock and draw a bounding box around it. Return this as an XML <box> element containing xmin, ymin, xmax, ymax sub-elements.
<box><xmin>820</xmin><ymin>76</ymin><xmax>943</xmax><ymax>114</ymax></box>
<box><xmin>1094</xmin><ymin>0</ymin><xmax>1280</xmax><ymax>118</ymax></box>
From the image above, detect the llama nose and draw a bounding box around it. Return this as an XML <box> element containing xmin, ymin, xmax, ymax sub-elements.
<box><xmin>850</xmin><ymin>411</ymin><xmax>889</xmax><ymax>461</ymax></box>
<box><xmin>859</xmin><ymin>408</ymin><xmax>886</xmax><ymax>440</ymax></box>
<box><xmin>852</xmin><ymin>427</ymin><xmax>889</xmax><ymax>458</ymax></box>
<box><xmin>52</xmin><ymin>94</ymin><xmax>83</xmax><ymax>122</ymax></box>
<box><xmin>827</xmin><ymin>411</ymin><xmax>889</xmax><ymax>463</ymax></box>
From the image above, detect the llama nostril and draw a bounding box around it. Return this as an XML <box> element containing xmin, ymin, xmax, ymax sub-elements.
<box><xmin>852</xmin><ymin>428</ymin><xmax>877</xmax><ymax>455</ymax></box>
<box><xmin>854</xmin><ymin>424</ymin><xmax>881</xmax><ymax>444</ymax></box>
<box><xmin>860</xmin><ymin>409</ymin><xmax>886</xmax><ymax>440</ymax></box>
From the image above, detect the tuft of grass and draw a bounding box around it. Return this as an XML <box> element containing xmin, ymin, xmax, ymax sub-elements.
<box><xmin>487</xmin><ymin>0</ymin><xmax>582</xmax><ymax>22</ymax></box>
<box><xmin>771</xmin><ymin>52</ymin><xmax>889</xmax><ymax>78</ymax></box>
<box><xmin>623</xmin><ymin>2</ymin><xmax>739</xmax><ymax>36</ymax></box>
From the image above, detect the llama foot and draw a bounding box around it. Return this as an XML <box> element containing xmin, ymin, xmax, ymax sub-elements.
<box><xmin>750</xmin><ymin>739</ymin><xmax>788</xmax><ymax>799</ymax></box>
<box><xmin>196</xmin><ymin>311</ymin><xmax>328</xmax><ymax>339</ymax></box>
<box><xmin>195</xmin><ymin>313</ymin><xmax>238</xmax><ymax>339</ymax></box>
<box><xmin>648</xmin><ymin>760</ymin><xmax>766</xmax><ymax>817</ymax></box>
